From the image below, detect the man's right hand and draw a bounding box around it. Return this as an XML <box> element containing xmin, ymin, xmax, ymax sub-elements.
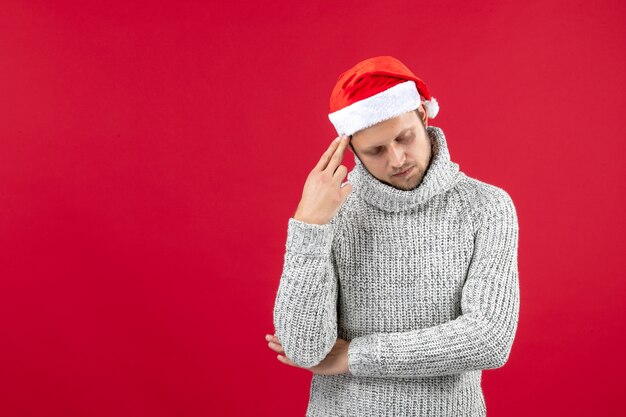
<box><xmin>293</xmin><ymin>135</ymin><xmax>353</xmax><ymax>225</ymax></box>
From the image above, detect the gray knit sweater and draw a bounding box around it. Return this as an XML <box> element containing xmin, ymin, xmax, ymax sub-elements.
<box><xmin>273</xmin><ymin>125</ymin><xmax>520</xmax><ymax>417</ymax></box>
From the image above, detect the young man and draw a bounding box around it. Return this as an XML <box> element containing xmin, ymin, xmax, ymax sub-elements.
<box><xmin>267</xmin><ymin>56</ymin><xmax>520</xmax><ymax>416</ymax></box>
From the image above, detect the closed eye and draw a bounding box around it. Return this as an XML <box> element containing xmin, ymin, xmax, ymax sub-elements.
<box><xmin>367</xmin><ymin>133</ymin><xmax>414</xmax><ymax>156</ymax></box>
<box><xmin>398</xmin><ymin>133</ymin><xmax>415</xmax><ymax>143</ymax></box>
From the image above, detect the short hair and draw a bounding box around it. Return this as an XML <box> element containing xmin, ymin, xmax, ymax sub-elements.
<box><xmin>414</xmin><ymin>108</ymin><xmax>426</xmax><ymax>128</ymax></box>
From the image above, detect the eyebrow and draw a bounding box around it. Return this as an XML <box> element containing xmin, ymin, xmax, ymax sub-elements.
<box><xmin>363</xmin><ymin>127</ymin><xmax>413</xmax><ymax>151</ymax></box>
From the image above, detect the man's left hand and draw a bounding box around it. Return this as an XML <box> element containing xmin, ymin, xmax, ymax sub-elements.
<box><xmin>265</xmin><ymin>334</ymin><xmax>351</xmax><ymax>376</ymax></box>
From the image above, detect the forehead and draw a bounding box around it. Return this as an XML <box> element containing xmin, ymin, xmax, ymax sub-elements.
<box><xmin>352</xmin><ymin>111</ymin><xmax>419</xmax><ymax>147</ymax></box>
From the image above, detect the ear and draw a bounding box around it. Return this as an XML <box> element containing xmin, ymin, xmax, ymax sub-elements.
<box><xmin>417</xmin><ymin>105</ymin><xmax>428</xmax><ymax>127</ymax></box>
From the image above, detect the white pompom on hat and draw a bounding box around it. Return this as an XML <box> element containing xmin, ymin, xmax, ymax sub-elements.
<box><xmin>328</xmin><ymin>56</ymin><xmax>439</xmax><ymax>137</ymax></box>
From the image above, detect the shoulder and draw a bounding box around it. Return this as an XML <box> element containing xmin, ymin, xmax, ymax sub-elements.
<box><xmin>453</xmin><ymin>174</ymin><xmax>517</xmax><ymax>229</ymax></box>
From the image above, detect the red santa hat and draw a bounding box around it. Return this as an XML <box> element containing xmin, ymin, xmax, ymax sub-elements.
<box><xmin>328</xmin><ymin>55</ymin><xmax>439</xmax><ymax>137</ymax></box>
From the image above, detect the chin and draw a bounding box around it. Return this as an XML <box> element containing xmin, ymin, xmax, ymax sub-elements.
<box><xmin>398</xmin><ymin>183</ymin><xmax>419</xmax><ymax>191</ymax></box>
<box><xmin>390</xmin><ymin>180</ymin><xmax>417</xmax><ymax>191</ymax></box>
<box><xmin>390</xmin><ymin>175</ymin><xmax>423</xmax><ymax>191</ymax></box>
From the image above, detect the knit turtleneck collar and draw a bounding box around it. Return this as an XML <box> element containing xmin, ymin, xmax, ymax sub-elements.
<box><xmin>347</xmin><ymin>125</ymin><xmax>464</xmax><ymax>213</ymax></box>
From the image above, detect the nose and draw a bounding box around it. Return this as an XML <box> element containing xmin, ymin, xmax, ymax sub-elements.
<box><xmin>389</xmin><ymin>142</ymin><xmax>406</xmax><ymax>168</ymax></box>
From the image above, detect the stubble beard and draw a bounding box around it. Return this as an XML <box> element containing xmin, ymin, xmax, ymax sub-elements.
<box><xmin>390</xmin><ymin>134</ymin><xmax>436</xmax><ymax>191</ymax></box>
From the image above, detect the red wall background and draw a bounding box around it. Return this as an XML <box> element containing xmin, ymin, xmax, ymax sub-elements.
<box><xmin>1</xmin><ymin>1</ymin><xmax>624</xmax><ymax>416</ymax></box>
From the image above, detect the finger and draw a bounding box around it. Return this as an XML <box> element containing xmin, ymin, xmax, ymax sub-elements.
<box><xmin>332</xmin><ymin>164</ymin><xmax>348</xmax><ymax>184</ymax></box>
<box><xmin>312</xmin><ymin>135</ymin><xmax>344</xmax><ymax>172</ymax></box>
<box><xmin>324</xmin><ymin>136</ymin><xmax>349</xmax><ymax>174</ymax></box>
<box><xmin>340</xmin><ymin>182</ymin><xmax>353</xmax><ymax>201</ymax></box>
<box><xmin>267</xmin><ymin>341</ymin><xmax>285</xmax><ymax>354</ymax></box>
<box><xmin>277</xmin><ymin>354</ymin><xmax>300</xmax><ymax>368</ymax></box>
<box><xmin>312</xmin><ymin>135</ymin><xmax>343</xmax><ymax>172</ymax></box>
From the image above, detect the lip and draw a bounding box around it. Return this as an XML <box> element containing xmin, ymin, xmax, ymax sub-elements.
<box><xmin>393</xmin><ymin>166</ymin><xmax>413</xmax><ymax>177</ymax></box>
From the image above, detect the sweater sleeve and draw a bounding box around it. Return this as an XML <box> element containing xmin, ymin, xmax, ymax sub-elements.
<box><xmin>272</xmin><ymin>217</ymin><xmax>339</xmax><ymax>368</ymax></box>
<box><xmin>347</xmin><ymin>190</ymin><xmax>520</xmax><ymax>378</ymax></box>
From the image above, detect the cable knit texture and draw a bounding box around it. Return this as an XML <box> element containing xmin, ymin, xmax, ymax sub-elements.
<box><xmin>273</xmin><ymin>125</ymin><xmax>520</xmax><ymax>417</ymax></box>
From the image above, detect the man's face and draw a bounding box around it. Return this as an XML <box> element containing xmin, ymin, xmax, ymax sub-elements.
<box><xmin>349</xmin><ymin>108</ymin><xmax>433</xmax><ymax>191</ymax></box>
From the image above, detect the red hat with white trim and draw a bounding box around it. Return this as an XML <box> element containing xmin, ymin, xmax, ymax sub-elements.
<box><xmin>328</xmin><ymin>55</ymin><xmax>439</xmax><ymax>137</ymax></box>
